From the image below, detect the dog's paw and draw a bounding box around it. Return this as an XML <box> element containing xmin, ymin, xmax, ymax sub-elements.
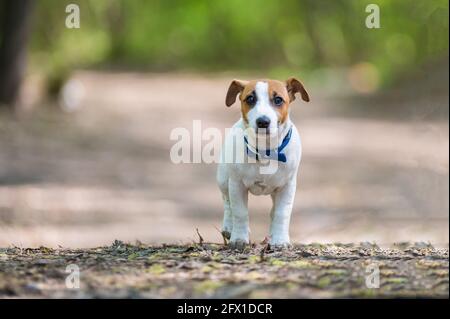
<box><xmin>270</xmin><ymin>243</ymin><xmax>292</xmax><ymax>251</ymax></box>
<box><xmin>229</xmin><ymin>239</ymin><xmax>249</xmax><ymax>251</ymax></box>
<box><xmin>269</xmin><ymin>238</ymin><xmax>291</xmax><ymax>250</ymax></box>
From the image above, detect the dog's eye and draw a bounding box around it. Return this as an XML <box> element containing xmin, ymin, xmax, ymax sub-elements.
<box><xmin>245</xmin><ymin>95</ymin><xmax>256</xmax><ymax>106</ymax></box>
<box><xmin>273</xmin><ymin>96</ymin><xmax>284</xmax><ymax>106</ymax></box>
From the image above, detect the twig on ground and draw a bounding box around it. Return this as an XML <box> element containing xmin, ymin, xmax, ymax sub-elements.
<box><xmin>259</xmin><ymin>237</ymin><xmax>271</xmax><ymax>262</ymax></box>
<box><xmin>214</xmin><ymin>226</ymin><xmax>228</xmax><ymax>246</ymax></box>
<box><xmin>196</xmin><ymin>228</ymin><xmax>204</xmax><ymax>246</ymax></box>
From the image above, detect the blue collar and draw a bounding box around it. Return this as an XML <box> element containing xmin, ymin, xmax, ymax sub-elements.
<box><xmin>244</xmin><ymin>127</ymin><xmax>293</xmax><ymax>163</ymax></box>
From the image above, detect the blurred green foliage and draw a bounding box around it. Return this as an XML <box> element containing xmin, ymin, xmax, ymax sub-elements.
<box><xmin>30</xmin><ymin>0</ymin><xmax>448</xmax><ymax>90</ymax></box>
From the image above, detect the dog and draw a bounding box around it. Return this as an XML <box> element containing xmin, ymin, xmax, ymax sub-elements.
<box><xmin>217</xmin><ymin>77</ymin><xmax>310</xmax><ymax>249</ymax></box>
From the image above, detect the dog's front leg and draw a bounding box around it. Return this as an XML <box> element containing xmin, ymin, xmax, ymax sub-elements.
<box><xmin>270</xmin><ymin>179</ymin><xmax>296</xmax><ymax>247</ymax></box>
<box><xmin>228</xmin><ymin>177</ymin><xmax>249</xmax><ymax>250</ymax></box>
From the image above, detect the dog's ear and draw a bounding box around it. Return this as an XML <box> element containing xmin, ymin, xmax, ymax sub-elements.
<box><xmin>286</xmin><ymin>77</ymin><xmax>310</xmax><ymax>103</ymax></box>
<box><xmin>226</xmin><ymin>79</ymin><xmax>247</xmax><ymax>107</ymax></box>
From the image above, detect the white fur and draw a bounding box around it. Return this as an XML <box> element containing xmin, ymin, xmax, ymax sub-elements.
<box><xmin>246</xmin><ymin>82</ymin><xmax>279</xmax><ymax>134</ymax></box>
<box><xmin>217</xmin><ymin>82</ymin><xmax>302</xmax><ymax>247</ymax></box>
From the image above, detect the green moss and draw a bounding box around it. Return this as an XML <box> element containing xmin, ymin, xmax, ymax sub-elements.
<box><xmin>289</xmin><ymin>260</ymin><xmax>314</xmax><ymax>269</ymax></box>
<box><xmin>429</xmin><ymin>269</ymin><xmax>449</xmax><ymax>277</ymax></box>
<box><xmin>147</xmin><ymin>264</ymin><xmax>166</xmax><ymax>275</ymax></box>
<box><xmin>159</xmin><ymin>286</ymin><xmax>178</xmax><ymax>296</ymax></box>
<box><xmin>325</xmin><ymin>269</ymin><xmax>347</xmax><ymax>276</ymax></box>
<box><xmin>380</xmin><ymin>269</ymin><xmax>395</xmax><ymax>276</ymax></box>
<box><xmin>416</xmin><ymin>260</ymin><xmax>445</xmax><ymax>269</ymax></box>
<box><xmin>127</xmin><ymin>253</ymin><xmax>139</xmax><ymax>260</ymax></box>
<box><xmin>315</xmin><ymin>260</ymin><xmax>335</xmax><ymax>268</ymax></box>
<box><xmin>165</xmin><ymin>247</ymin><xmax>187</xmax><ymax>253</ymax></box>
<box><xmin>246</xmin><ymin>271</ymin><xmax>264</xmax><ymax>280</ymax></box>
<box><xmin>248</xmin><ymin>255</ymin><xmax>260</xmax><ymax>264</ymax></box>
<box><xmin>351</xmin><ymin>288</ymin><xmax>379</xmax><ymax>298</ymax></box>
<box><xmin>200</xmin><ymin>265</ymin><xmax>214</xmax><ymax>273</ymax></box>
<box><xmin>270</xmin><ymin>259</ymin><xmax>287</xmax><ymax>267</ymax></box>
<box><xmin>317</xmin><ymin>276</ymin><xmax>332</xmax><ymax>288</ymax></box>
<box><xmin>249</xmin><ymin>290</ymin><xmax>272</xmax><ymax>298</ymax></box>
<box><xmin>148</xmin><ymin>252</ymin><xmax>165</xmax><ymax>261</ymax></box>
<box><xmin>285</xmin><ymin>282</ymin><xmax>298</xmax><ymax>290</ymax></box>
<box><xmin>384</xmin><ymin>277</ymin><xmax>408</xmax><ymax>284</ymax></box>
<box><xmin>194</xmin><ymin>280</ymin><xmax>224</xmax><ymax>294</ymax></box>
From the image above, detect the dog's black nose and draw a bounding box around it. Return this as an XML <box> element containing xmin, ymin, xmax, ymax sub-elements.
<box><xmin>256</xmin><ymin>116</ymin><xmax>271</xmax><ymax>129</ymax></box>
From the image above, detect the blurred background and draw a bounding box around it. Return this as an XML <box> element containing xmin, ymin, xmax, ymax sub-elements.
<box><xmin>0</xmin><ymin>0</ymin><xmax>448</xmax><ymax>247</ymax></box>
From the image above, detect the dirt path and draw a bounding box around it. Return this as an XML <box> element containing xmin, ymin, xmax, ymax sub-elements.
<box><xmin>0</xmin><ymin>241</ymin><xmax>447</xmax><ymax>298</ymax></box>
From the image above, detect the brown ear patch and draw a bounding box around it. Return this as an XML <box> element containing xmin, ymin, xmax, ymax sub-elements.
<box><xmin>267</xmin><ymin>80</ymin><xmax>290</xmax><ymax>124</ymax></box>
<box><xmin>286</xmin><ymin>77</ymin><xmax>310</xmax><ymax>103</ymax></box>
<box><xmin>225</xmin><ymin>79</ymin><xmax>248</xmax><ymax>106</ymax></box>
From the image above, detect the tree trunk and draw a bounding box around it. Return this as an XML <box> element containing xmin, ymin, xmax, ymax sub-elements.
<box><xmin>0</xmin><ymin>0</ymin><xmax>35</xmax><ymax>108</ymax></box>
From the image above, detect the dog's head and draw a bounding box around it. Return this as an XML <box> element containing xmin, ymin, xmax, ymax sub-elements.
<box><xmin>225</xmin><ymin>78</ymin><xmax>309</xmax><ymax>134</ymax></box>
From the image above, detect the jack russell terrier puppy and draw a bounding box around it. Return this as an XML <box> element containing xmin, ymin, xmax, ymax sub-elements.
<box><xmin>217</xmin><ymin>77</ymin><xmax>310</xmax><ymax>249</ymax></box>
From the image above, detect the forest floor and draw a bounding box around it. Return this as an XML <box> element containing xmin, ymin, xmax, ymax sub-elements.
<box><xmin>0</xmin><ymin>240</ymin><xmax>448</xmax><ymax>298</ymax></box>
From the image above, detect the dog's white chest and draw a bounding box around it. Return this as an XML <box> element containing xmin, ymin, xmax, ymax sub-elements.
<box><xmin>240</xmin><ymin>164</ymin><xmax>292</xmax><ymax>195</ymax></box>
<box><xmin>247</xmin><ymin>181</ymin><xmax>276</xmax><ymax>195</ymax></box>
<box><xmin>219</xmin><ymin>119</ymin><xmax>302</xmax><ymax>196</ymax></box>
<box><xmin>247</xmin><ymin>179</ymin><xmax>274</xmax><ymax>195</ymax></box>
